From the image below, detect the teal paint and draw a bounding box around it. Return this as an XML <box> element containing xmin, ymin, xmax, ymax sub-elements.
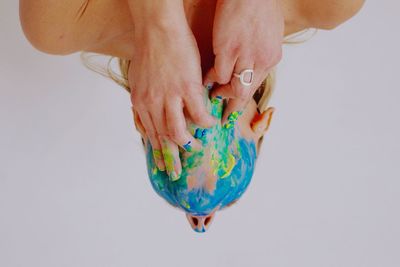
<box><xmin>183</xmin><ymin>140</ymin><xmax>192</xmax><ymax>152</ymax></box>
<box><xmin>143</xmin><ymin>84</ymin><xmax>258</xmax><ymax>228</ymax></box>
<box><xmin>145</xmin><ymin>137</ymin><xmax>257</xmax><ymax>216</ymax></box>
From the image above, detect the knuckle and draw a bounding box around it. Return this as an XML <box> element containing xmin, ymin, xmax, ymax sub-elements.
<box><xmin>191</xmin><ymin>112</ymin><xmax>203</xmax><ymax>123</ymax></box>
<box><xmin>186</xmin><ymin>81</ymin><xmax>203</xmax><ymax>94</ymax></box>
<box><xmin>143</xmin><ymin>96</ymin><xmax>157</xmax><ymax>106</ymax></box>
<box><xmin>133</xmin><ymin>102</ymin><xmax>146</xmax><ymax>112</ymax></box>
<box><xmin>141</xmin><ymin>89</ymin><xmax>160</xmax><ymax>105</ymax></box>
<box><xmin>131</xmin><ymin>93</ymin><xmax>155</xmax><ymax>109</ymax></box>
<box><xmin>215</xmin><ymin>69</ymin><xmax>230</xmax><ymax>84</ymax></box>
<box><xmin>228</xmin><ymin>42</ymin><xmax>241</xmax><ymax>57</ymax></box>
<box><xmin>147</xmin><ymin>130</ymin><xmax>157</xmax><ymax>141</ymax></box>
<box><xmin>156</xmin><ymin>129</ymin><xmax>170</xmax><ymax>139</ymax></box>
<box><xmin>169</xmin><ymin>128</ymin><xmax>184</xmax><ymax>142</ymax></box>
<box><xmin>258</xmin><ymin>52</ymin><xmax>272</xmax><ymax>67</ymax></box>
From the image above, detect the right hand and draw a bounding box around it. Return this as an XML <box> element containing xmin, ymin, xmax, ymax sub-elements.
<box><xmin>129</xmin><ymin>24</ymin><xmax>217</xmax><ymax>181</ymax></box>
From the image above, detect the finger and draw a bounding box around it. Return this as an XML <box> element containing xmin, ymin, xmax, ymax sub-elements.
<box><xmin>159</xmin><ymin>135</ymin><xmax>182</xmax><ymax>181</ymax></box>
<box><xmin>210</xmin><ymin>56</ymin><xmax>255</xmax><ymax>106</ymax></box>
<box><xmin>229</xmin><ymin>56</ymin><xmax>255</xmax><ymax>100</ymax></box>
<box><xmin>221</xmin><ymin>64</ymin><xmax>268</xmax><ymax>126</ymax></box>
<box><xmin>131</xmin><ymin>106</ymin><xmax>146</xmax><ymax>136</ymax></box>
<box><xmin>150</xmin><ymin>103</ymin><xmax>186</xmax><ymax>181</ymax></box>
<box><xmin>137</xmin><ymin>111</ymin><xmax>166</xmax><ymax>171</ymax></box>
<box><xmin>150</xmin><ymin>102</ymin><xmax>176</xmax><ymax>176</ymax></box>
<box><xmin>165</xmin><ymin>99</ymin><xmax>202</xmax><ymax>152</ymax></box>
<box><xmin>203</xmin><ymin>67</ymin><xmax>218</xmax><ymax>87</ymax></box>
<box><xmin>184</xmin><ymin>87</ymin><xmax>217</xmax><ymax>128</ymax></box>
<box><xmin>221</xmin><ymin>98</ymin><xmax>247</xmax><ymax>129</ymax></box>
<box><xmin>209</xmin><ymin>83</ymin><xmax>237</xmax><ymax>99</ymax></box>
<box><xmin>203</xmin><ymin>52</ymin><xmax>237</xmax><ymax>86</ymax></box>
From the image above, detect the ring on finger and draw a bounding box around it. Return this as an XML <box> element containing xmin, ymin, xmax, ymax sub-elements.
<box><xmin>232</xmin><ymin>68</ymin><xmax>254</xmax><ymax>87</ymax></box>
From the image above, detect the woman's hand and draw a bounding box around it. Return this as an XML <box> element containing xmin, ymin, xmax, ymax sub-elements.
<box><xmin>204</xmin><ymin>0</ymin><xmax>284</xmax><ymax>126</ymax></box>
<box><xmin>128</xmin><ymin>7</ymin><xmax>217</xmax><ymax>181</ymax></box>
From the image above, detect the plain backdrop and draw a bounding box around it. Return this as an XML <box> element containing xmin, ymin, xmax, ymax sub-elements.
<box><xmin>1</xmin><ymin>1</ymin><xmax>399</xmax><ymax>267</ymax></box>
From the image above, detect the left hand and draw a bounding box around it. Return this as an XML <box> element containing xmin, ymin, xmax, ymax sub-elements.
<box><xmin>203</xmin><ymin>0</ymin><xmax>284</xmax><ymax>125</ymax></box>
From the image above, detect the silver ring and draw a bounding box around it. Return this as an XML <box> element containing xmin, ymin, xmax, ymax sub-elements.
<box><xmin>232</xmin><ymin>69</ymin><xmax>254</xmax><ymax>87</ymax></box>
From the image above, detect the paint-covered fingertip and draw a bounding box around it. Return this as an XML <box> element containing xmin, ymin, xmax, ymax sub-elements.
<box><xmin>155</xmin><ymin>162</ymin><xmax>165</xmax><ymax>171</ymax></box>
<box><xmin>169</xmin><ymin>170</ymin><xmax>181</xmax><ymax>181</ymax></box>
<box><xmin>189</xmin><ymin>139</ymin><xmax>203</xmax><ymax>151</ymax></box>
<box><xmin>182</xmin><ymin>140</ymin><xmax>193</xmax><ymax>152</ymax></box>
<box><xmin>204</xmin><ymin>82</ymin><xmax>214</xmax><ymax>90</ymax></box>
<box><xmin>211</xmin><ymin>95</ymin><xmax>223</xmax><ymax>105</ymax></box>
<box><xmin>153</xmin><ymin>150</ymin><xmax>165</xmax><ymax>171</ymax></box>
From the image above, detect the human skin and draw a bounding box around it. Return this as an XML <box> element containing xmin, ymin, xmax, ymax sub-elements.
<box><xmin>19</xmin><ymin>0</ymin><xmax>365</xmax><ymax>62</ymax></box>
<box><xmin>19</xmin><ymin>0</ymin><xmax>365</xmax><ymax>232</ymax></box>
<box><xmin>126</xmin><ymin>0</ymin><xmax>217</xmax><ymax>180</ymax></box>
<box><xmin>124</xmin><ymin>0</ymin><xmax>284</xmax><ymax>182</ymax></box>
<box><xmin>132</xmin><ymin>83</ymin><xmax>275</xmax><ymax>232</ymax></box>
<box><xmin>19</xmin><ymin>0</ymin><xmax>365</xmax><ymax>180</ymax></box>
<box><xmin>203</xmin><ymin>0</ymin><xmax>284</xmax><ymax>127</ymax></box>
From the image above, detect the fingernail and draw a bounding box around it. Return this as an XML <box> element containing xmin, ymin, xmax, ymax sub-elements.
<box><xmin>183</xmin><ymin>140</ymin><xmax>193</xmax><ymax>152</ymax></box>
<box><xmin>169</xmin><ymin>170</ymin><xmax>180</xmax><ymax>181</ymax></box>
<box><xmin>162</xmin><ymin>149</ymin><xmax>176</xmax><ymax>177</ymax></box>
<box><xmin>205</xmin><ymin>82</ymin><xmax>214</xmax><ymax>90</ymax></box>
<box><xmin>227</xmin><ymin>111</ymin><xmax>242</xmax><ymax>122</ymax></box>
<box><xmin>223</xmin><ymin>111</ymin><xmax>243</xmax><ymax>129</ymax></box>
<box><xmin>211</xmin><ymin>95</ymin><xmax>222</xmax><ymax>105</ymax></box>
<box><xmin>194</xmin><ymin>128</ymin><xmax>208</xmax><ymax>139</ymax></box>
<box><xmin>223</xmin><ymin>122</ymin><xmax>234</xmax><ymax>129</ymax></box>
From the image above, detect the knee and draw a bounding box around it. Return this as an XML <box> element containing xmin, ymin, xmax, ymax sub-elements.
<box><xmin>19</xmin><ymin>0</ymin><xmax>77</xmax><ymax>55</ymax></box>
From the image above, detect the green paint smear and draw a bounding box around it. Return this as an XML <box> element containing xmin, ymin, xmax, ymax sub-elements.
<box><xmin>182</xmin><ymin>87</ymin><xmax>241</xmax><ymax>180</ymax></box>
<box><xmin>145</xmin><ymin>85</ymin><xmax>256</xmax><ymax>215</ymax></box>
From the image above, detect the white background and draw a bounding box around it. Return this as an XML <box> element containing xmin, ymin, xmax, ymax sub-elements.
<box><xmin>1</xmin><ymin>1</ymin><xmax>399</xmax><ymax>267</ymax></box>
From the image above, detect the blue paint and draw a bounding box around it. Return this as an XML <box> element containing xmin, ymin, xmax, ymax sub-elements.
<box><xmin>143</xmin><ymin>85</ymin><xmax>259</xmax><ymax>221</ymax></box>
<box><xmin>205</xmin><ymin>82</ymin><xmax>214</xmax><ymax>90</ymax></box>
<box><xmin>183</xmin><ymin>140</ymin><xmax>192</xmax><ymax>152</ymax></box>
<box><xmin>194</xmin><ymin>128</ymin><xmax>203</xmax><ymax>139</ymax></box>
<box><xmin>193</xmin><ymin>128</ymin><xmax>208</xmax><ymax>141</ymax></box>
<box><xmin>201</xmin><ymin>128</ymin><xmax>208</xmax><ymax>137</ymax></box>
<box><xmin>145</xmin><ymin>137</ymin><xmax>257</xmax><ymax>216</ymax></box>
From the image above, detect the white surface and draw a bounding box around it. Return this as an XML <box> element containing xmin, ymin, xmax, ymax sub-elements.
<box><xmin>1</xmin><ymin>1</ymin><xmax>399</xmax><ymax>267</ymax></box>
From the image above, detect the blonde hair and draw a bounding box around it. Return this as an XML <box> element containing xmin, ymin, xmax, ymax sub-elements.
<box><xmin>80</xmin><ymin>28</ymin><xmax>316</xmax><ymax>149</ymax></box>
